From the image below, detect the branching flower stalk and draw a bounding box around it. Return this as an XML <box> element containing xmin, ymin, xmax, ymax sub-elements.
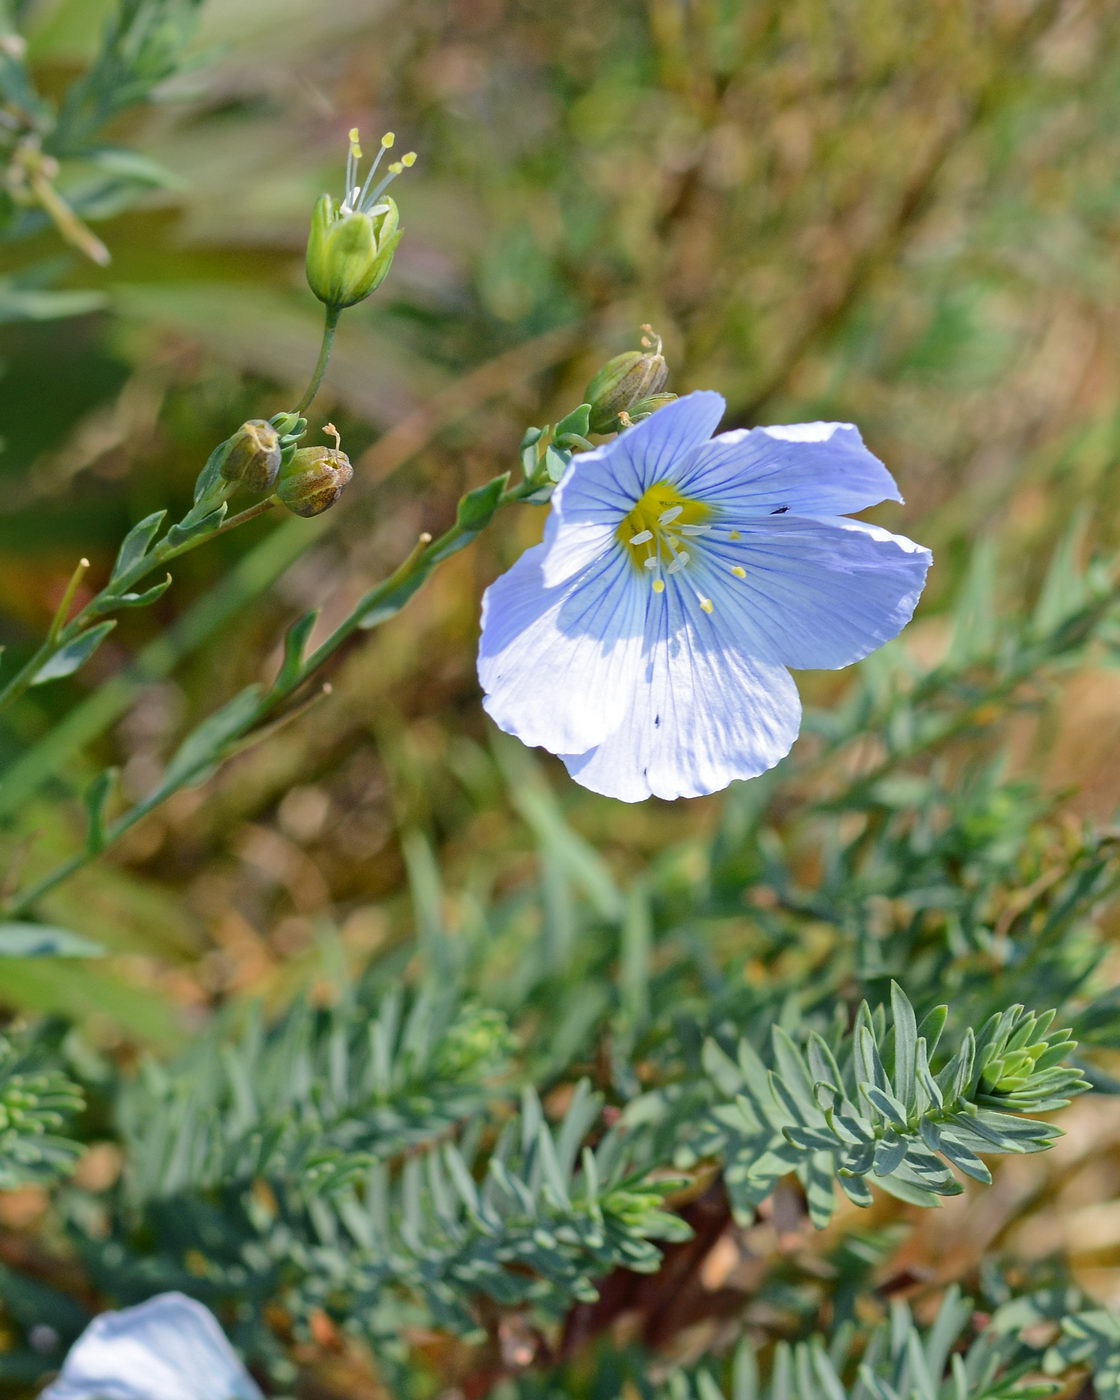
<box><xmin>0</xmin><ymin>468</ymin><xmax>552</xmax><ymax>918</ymax></box>
<box><xmin>0</xmin><ymin>480</ymin><xmax>274</xmax><ymax>719</ymax></box>
<box><xmin>0</xmin><ymin>126</ymin><xmax>603</xmax><ymax>921</ymax></box>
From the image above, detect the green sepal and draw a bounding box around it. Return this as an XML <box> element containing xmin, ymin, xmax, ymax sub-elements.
<box><xmin>543</xmin><ymin>443</ymin><xmax>573</xmax><ymax>483</ymax></box>
<box><xmin>553</xmin><ymin>403</ymin><xmax>591</xmax><ymax>446</ymax></box>
<box><xmin>271</xmin><ymin>412</ymin><xmax>308</xmax><ymax>441</ymax></box>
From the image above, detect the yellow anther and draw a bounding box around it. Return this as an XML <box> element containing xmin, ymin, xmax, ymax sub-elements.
<box><xmin>382</xmin><ymin>132</ymin><xmax>396</xmax><ymax>148</ymax></box>
<box><xmin>619</xmin><ymin>481</ymin><xmax>710</xmax><ymax>573</ymax></box>
<box><xmin>401</xmin><ymin>151</ymin><xmax>417</xmax><ymax>167</ymax></box>
<box><xmin>699</xmin><ymin>597</ymin><xmax>714</xmax><ymax>614</ymax></box>
<box><xmin>348</xmin><ymin>128</ymin><xmax>362</xmax><ymax>157</ymax></box>
<box><xmin>728</xmin><ymin>529</ymin><xmax>742</xmax><ymax>541</ymax></box>
<box><xmin>652</xmin><ymin>578</ymin><xmax>665</xmax><ymax>594</ymax></box>
<box><xmin>388</xmin><ymin>161</ymin><xmax>403</xmax><ymax>174</ymax></box>
<box><xmin>730</xmin><ymin>565</ymin><xmax>747</xmax><ymax>579</ymax></box>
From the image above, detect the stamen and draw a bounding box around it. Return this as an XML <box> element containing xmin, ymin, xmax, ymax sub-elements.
<box><xmin>652</xmin><ymin>578</ymin><xmax>665</xmax><ymax>594</ymax></box>
<box><xmin>639</xmin><ymin>323</ymin><xmax>663</xmax><ymax>355</ymax></box>
<box><xmin>617</xmin><ymin>482</ymin><xmax>711</xmax><ymax>580</ymax></box>
<box><xmin>699</xmin><ymin>597</ymin><xmax>714</xmax><ymax>614</ymax></box>
<box><xmin>366</xmin><ymin>164</ymin><xmax>405</xmax><ymax>205</ymax></box>
<box><xmin>345</xmin><ymin>128</ymin><xmax>361</xmax><ymax>198</ymax></box>
<box><xmin>401</xmin><ymin>151</ymin><xmax>417</xmax><ymax>167</ymax></box>
<box><xmin>356</xmin><ymin>131</ymin><xmax>398</xmax><ymax>210</ymax></box>
<box><xmin>730</xmin><ymin>565</ymin><xmax>747</xmax><ymax>579</ymax></box>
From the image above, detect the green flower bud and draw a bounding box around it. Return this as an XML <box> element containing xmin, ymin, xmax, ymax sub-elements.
<box><xmin>305</xmin><ymin>129</ymin><xmax>414</xmax><ymax>311</ymax></box>
<box><xmin>270</xmin><ymin>411</ymin><xmax>307</xmax><ymax>440</ymax></box>
<box><xmin>275</xmin><ymin>445</ymin><xmax>354</xmax><ymax>518</ymax></box>
<box><xmin>219</xmin><ymin>419</ymin><xmax>282</xmax><ymax>492</ymax></box>
<box><xmin>585</xmin><ymin>328</ymin><xmax>669</xmax><ymax>434</ymax></box>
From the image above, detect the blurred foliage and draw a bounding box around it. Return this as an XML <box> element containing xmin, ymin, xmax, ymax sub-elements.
<box><xmin>2</xmin><ymin>0</ymin><xmax>1120</xmax><ymax>1396</ymax></box>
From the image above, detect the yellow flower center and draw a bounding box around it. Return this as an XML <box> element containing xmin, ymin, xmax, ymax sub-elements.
<box><xmin>618</xmin><ymin>482</ymin><xmax>711</xmax><ymax>569</ymax></box>
<box><xmin>616</xmin><ymin>481</ymin><xmax>747</xmax><ymax>614</ymax></box>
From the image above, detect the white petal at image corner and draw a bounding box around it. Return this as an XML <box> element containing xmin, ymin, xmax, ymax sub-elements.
<box><xmin>40</xmin><ymin>1292</ymin><xmax>263</xmax><ymax>1400</ymax></box>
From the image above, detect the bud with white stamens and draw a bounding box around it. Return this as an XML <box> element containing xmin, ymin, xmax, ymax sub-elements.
<box><xmin>305</xmin><ymin>129</ymin><xmax>415</xmax><ymax>311</ymax></box>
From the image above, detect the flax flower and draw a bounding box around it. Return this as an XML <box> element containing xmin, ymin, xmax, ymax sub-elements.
<box><xmin>478</xmin><ymin>392</ymin><xmax>931</xmax><ymax>801</ymax></box>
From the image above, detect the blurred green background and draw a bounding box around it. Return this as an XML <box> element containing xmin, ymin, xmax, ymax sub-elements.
<box><xmin>4</xmin><ymin>0</ymin><xmax>1120</xmax><ymax>1370</ymax></box>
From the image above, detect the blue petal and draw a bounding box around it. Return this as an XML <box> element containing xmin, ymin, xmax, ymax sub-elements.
<box><xmin>672</xmin><ymin>421</ymin><xmax>902</xmax><ymax>517</ymax></box>
<box><xmin>561</xmin><ymin>582</ymin><xmax>801</xmax><ymax>802</ymax></box>
<box><xmin>478</xmin><ymin>535</ymin><xmax>648</xmax><ymax>755</ymax></box>
<box><xmin>41</xmin><ymin>1292</ymin><xmax>262</xmax><ymax>1400</ymax></box>
<box><xmin>692</xmin><ymin>516</ymin><xmax>932</xmax><ymax>670</ymax></box>
<box><xmin>556</xmin><ymin>391</ymin><xmax>726</xmax><ymax>514</ymax></box>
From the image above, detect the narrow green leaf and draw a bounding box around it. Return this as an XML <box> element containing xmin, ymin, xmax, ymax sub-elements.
<box><xmin>456</xmin><ymin>472</ymin><xmax>509</xmax><ymax>532</ymax></box>
<box><xmin>31</xmin><ymin>621</ymin><xmax>116</xmax><ymax>684</ymax></box>
<box><xmin>83</xmin><ymin>767</ymin><xmax>116</xmax><ymax>853</ymax></box>
<box><xmin>275</xmin><ymin>610</ymin><xmax>320</xmax><ymax>693</ymax></box>
<box><xmin>95</xmin><ymin>574</ymin><xmax>172</xmax><ymax>612</ymax></box>
<box><xmin>110</xmin><ymin>510</ymin><xmax>166</xmax><ymax>581</ymax></box>
<box><xmin>890</xmin><ymin>982</ymin><xmax>918</xmax><ymax>1111</ymax></box>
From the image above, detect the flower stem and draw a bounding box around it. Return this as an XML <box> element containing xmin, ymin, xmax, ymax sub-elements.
<box><xmin>0</xmin><ymin>477</ymin><xmax>544</xmax><ymax>917</ymax></box>
<box><xmin>0</xmin><ymin>489</ymin><xmax>273</xmax><ymax>720</ymax></box>
<box><xmin>293</xmin><ymin>305</ymin><xmax>341</xmax><ymax>416</ymax></box>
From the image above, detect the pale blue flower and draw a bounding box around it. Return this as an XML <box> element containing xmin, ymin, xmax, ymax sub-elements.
<box><xmin>478</xmin><ymin>392</ymin><xmax>931</xmax><ymax>802</ymax></box>
<box><xmin>41</xmin><ymin>1292</ymin><xmax>262</xmax><ymax>1400</ymax></box>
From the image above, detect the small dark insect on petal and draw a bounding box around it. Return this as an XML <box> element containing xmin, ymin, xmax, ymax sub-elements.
<box><xmin>654</xmin><ymin>714</ymin><xmax>661</xmax><ymax>728</ymax></box>
<box><xmin>771</xmin><ymin>505</ymin><xmax>789</xmax><ymax>514</ymax></box>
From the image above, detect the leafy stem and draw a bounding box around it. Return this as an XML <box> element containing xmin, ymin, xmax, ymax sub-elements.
<box><xmin>0</xmin><ymin>483</ymin><xmax>278</xmax><ymax>720</ymax></box>
<box><xmin>0</xmin><ymin>472</ymin><xmax>546</xmax><ymax>918</ymax></box>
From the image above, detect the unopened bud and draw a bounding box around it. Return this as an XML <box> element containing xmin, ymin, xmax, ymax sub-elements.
<box><xmin>275</xmin><ymin>445</ymin><xmax>353</xmax><ymax>517</ymax></box>
<box><xmin>306</xmin><ymin>194</ymin><xmax>402</xmax><ymax>310</ymax></box>
<box><xmin>270</xmin><ymin>411</ymin><xmax>307</xmax><ymax>440</ymax></box>
<box><xmin>220</xmin><ymin>419</ymin><xmax>282</xmax><ymax>492</ymax></box>
<box><xmin>584</xmin><ymin>332</ymin><xmax>669</xmax><ymax>434</ymax></box>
